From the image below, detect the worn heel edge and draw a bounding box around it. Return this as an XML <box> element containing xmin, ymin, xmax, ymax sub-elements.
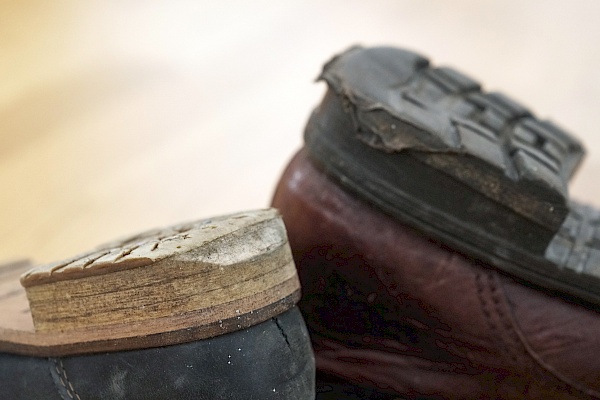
<box><xmin>1</xmin><ymin>283</ymin><xmax>301</xmax><ymax>357</ymax></box>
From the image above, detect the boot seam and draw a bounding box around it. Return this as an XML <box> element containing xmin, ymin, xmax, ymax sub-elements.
<box><xmin>493</xmin><ymin>275</ymin><xmax>600</xmax><ymax>398</ymax></box>
<box><xmin>486</xmin><ymin>270</ymin><xmax>525</xmax><ymax>365</ymax></box>
<box><xmin>474</xmin><ymin>269</ymin><xmax>523</xmax><ymax>365</ymax></box>
<box><xmin>50</xmin><ymin>358</ymin><xmax>82</xmax><ymax>400</ymax></box>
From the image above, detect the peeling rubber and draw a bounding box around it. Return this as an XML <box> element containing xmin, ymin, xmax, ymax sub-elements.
<box><xmin>305</xmin><ymin>46</ymin><xmax>600</xmax><ymax>307</ymax></box>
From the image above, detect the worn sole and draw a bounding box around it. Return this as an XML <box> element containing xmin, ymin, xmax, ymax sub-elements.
<box><xmin>0</xmin><ymin>209</ymin><xmax>301</xmax><ymax>356</ymax></box>
<box><xmin>305</xmin><ymin>46</ymin><xmax>600</xmax><ymax>306</ymax></box>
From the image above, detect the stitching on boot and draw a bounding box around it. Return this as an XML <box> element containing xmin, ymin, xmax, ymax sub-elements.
<box><xmin>487</xmin><ymin>271</ymin><xmax>522</xmax><ymax>365</ymax></box>
<box><xmin>474</xmin><ymin>270</ymin><xmax>496</xmax><ymax>334</ymax></box>
<box><xmin>493</xmin><ymin>275</ymin><xmax>600</xmax><ymax>398</ymax></box>
<box><xmin>475</xmin><ymin>269</ymin><xmax>523</xmax><ymax>366</ymax></box>
<box><xmin>50</xmin><ymin>358</ymin><xmax>82</xmax><ymax>400</ymax></box>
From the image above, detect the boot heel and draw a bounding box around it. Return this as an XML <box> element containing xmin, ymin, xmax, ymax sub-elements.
<box><xmin>13</xmin><ymin>209</ymin><xmax>300</xmax><ymax>355</ymax></box>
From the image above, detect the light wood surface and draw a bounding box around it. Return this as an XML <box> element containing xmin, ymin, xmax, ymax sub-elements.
<box><xmin>1</xmin><ymin>0</ymin><xmax>599</xmax><ymax>265</ymax></box>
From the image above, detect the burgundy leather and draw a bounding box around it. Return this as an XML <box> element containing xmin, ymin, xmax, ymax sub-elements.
<box><xmin>272</xmin><ymin>149</ymin><xmax>600</xmax><ymax>399</ymax></box>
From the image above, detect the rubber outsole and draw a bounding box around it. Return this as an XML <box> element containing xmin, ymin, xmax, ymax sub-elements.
<box><xmin>305</xmin><ymin>46</ymin><xmax>600</xmax><ymax>306</ymax></box>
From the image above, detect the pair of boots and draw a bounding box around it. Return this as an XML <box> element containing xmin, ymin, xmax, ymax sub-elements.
<box><xmin>2</xmin><ymin>46</ymin><xmax>599</xmax><ymax>399</ymax></box>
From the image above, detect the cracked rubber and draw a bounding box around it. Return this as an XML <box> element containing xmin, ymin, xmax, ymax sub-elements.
<box><xmin>305</xmin><ymin>45</ymin><xmax>600</xmax><ymax>306</ymax></box>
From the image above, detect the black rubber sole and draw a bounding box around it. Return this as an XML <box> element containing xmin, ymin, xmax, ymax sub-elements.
<box><xmin>305</xmin><ymin>46</ymin><xmax>600</xmax><ymax>307</ymax></box>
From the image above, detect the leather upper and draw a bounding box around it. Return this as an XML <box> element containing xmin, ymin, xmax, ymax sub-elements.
<box><xmin>273</xmin><ymin>149</ymin><xmax>600</xmax><ymax>399</ymax></box>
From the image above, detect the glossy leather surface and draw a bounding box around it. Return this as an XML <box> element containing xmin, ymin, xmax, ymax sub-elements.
<box><xmin>273</xmin><ymin>149</ymin><xmax>600</xmax><ymax>399</ymax></box>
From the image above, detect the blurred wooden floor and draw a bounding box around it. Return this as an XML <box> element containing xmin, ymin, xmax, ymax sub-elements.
<box><xmin>1</xmin><ymin>0</ymin><xmax>599</xmax><ymax>264</ymax></box>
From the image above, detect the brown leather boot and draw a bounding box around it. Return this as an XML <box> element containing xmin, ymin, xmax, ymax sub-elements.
<box><xmin>273</xmin><ymin>149</ymin><xmax>600</xmax><ymax>399</ymax></box>
<box><xmin>271</xmin><ymin>46</ymin><xmax>600</xmax><ymax>399</ymax></box>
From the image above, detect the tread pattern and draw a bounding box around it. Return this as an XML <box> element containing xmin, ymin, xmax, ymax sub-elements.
<box><xmin>403</xmin><ymin>65</ymin><xmax>583</xmax><ymax>181</ymax></box>
<box><xmin>546</xmin><ymin>203</ymin><xmax>600</xmax><ymax>274</ymax></box>
<box><xmin>396</xmin><ymin>51</ymin><xmax>600</xmax><ymax>276</ymax></box>
<box><xmin>320</xmin><ymin>46</ymin><xmax>585</xmax><ymax>230</ymax></box>
<box><xmin>312</xmin><ymin>46</ymin><xmax>600</xmax><ymax>302</ymax></box>
<box><xmin>322</xmin><ymin>47</ymin><xmax>585</xmax><ymax>184</ymax></box>
<box><xmin>401</xmin><ymin>59</ymin><xmax>596</xmax><ymax>275</ymax></box>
